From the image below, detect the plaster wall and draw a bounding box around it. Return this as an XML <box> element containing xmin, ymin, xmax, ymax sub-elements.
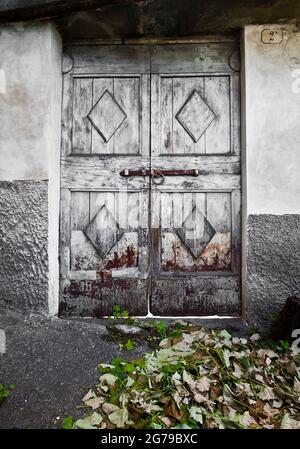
<box><xmin>243</xmin><ymin>25</ymin><xmax>300</xmax><ymax>333</ymax></box>
<box><xmin>0</xmin><ymin>21</ymin><xmax>62</xmax><ymax>313</ymax></box>
<box><xmin>244</xmin><ymin>25</ymin><xmax>300</xmax><ymax>215</ymax></box>
<box><xmin>0</xmin><ymin>21</ymin><xmax>61</xmax><ymax>181</ymax></box>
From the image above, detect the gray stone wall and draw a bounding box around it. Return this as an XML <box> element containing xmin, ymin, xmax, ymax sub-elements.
<box><xmin>247</xmin><ymin>214</ymin><xmax>300</xmax><ymax>334</ymax></box>
<box><xmin>0</xmin><ymin>180</ymin><xmax>48</xmax><ymax>312</ymax></box>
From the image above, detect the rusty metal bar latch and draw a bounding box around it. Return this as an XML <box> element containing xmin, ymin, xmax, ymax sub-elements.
<box><xmin>120</xmin><ymin>168</ymin><xmax>199</xmax><ymax>185</ymax></box>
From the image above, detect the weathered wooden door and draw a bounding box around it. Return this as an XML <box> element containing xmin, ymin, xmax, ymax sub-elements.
<box><xmin>60</xmin><ymin>43</ymin><xmax>241</xmax><ymax>317</ymax></box>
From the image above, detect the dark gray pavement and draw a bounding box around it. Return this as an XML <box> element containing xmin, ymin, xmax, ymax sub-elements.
<box><xmin>0</xmin><ymin>308</ymin><xmax>150</xmax><ymax>429</ymax></box>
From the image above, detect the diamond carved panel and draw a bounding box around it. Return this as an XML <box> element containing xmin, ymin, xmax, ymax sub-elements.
<box><xmin>87</xmin><ymin>90</ymin><xmax>127</xmax><ymax>143</ymax></box>
<box><xmin>83</xmin><ymin>204</ymin><xmax>123</xmax><ymax>259</ymax></box>
<box><xmin>175</xmin><ymin>90</ymin><xmax>216</xmax><ymax>142</ymax></box>
<box><xmin>175</xmin><ymin>206</ymin><xmax>216</xmax><ymax>259</ymax></box>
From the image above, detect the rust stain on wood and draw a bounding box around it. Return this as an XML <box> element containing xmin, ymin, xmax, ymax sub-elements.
<box><xmin>162</xmin><ymin>231</ymin><xmax>231</xmax><ymax>272</ymax></box>
<box><xmin>104</xmin><ymin>245</ymin><xmax>137</xmax><ymax>270</ymax></box>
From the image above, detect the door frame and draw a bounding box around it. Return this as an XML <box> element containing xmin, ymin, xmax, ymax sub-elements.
<box><xmin>51</xmin><ymin>34</ymin><xmax>246</xmax><ymax>320</ymax></box>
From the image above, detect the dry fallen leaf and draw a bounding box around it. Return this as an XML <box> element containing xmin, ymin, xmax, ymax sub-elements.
<box><xmin>280</xmin><ymin>414</ymin><xmax>300</xmax><ymax>429</ymax></box>
<box><xmin>84</xmin><ymin>397</ymin><xmax>104</xmax><ymax>410</ymax></box>
<box><xmin>72</xmin><ymin>323</ymin><xmax>300</xmax><ymax>430</ymax></box>
<box><xmin>102</xmin><ymin>402</ymin><xmax>120</xmax><ymax>414</ymax></box>
<box><xmin>258</xmin><ymin>385</ymin><xmax>276</xmax><ymax>401</ymax></box>
<box><xmin>82</xmin><ymin>389</ymin><xmax>96</xmax><ymax>403</ymax></box>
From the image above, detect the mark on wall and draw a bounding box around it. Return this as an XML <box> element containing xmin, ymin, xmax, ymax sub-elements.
<box><xmin>261</xmin><ymin>28</ymin><xmax>283</xmax><ymax>44</ymax></box>
<box><xmin>0</xmin><ymin>69</ymin><xmax>6</xmax><ymax>94</ymax></box>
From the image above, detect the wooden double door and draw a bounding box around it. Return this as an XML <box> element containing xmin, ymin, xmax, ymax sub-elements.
<box><xmin>60</xmin><ymin>43</ymin><xmax>241</xmax><ymax>316</ymax></box>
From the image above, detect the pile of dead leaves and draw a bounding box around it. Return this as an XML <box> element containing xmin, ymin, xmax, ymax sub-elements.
<box><xmin>72</xmin><ymin>325</ymin><xmax>300</xmax><ymax>429</ymax></box>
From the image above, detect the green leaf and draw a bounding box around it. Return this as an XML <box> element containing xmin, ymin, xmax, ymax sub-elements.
<box><xmin>153</xmin><ymin>320</ymin><xmax>168</xmax><ymax>337</ymax></box>
<box><xmin>172</xmin><ymin>422</ymin><xmax>197</xmax><ymax>429</ymax></box>
<box><xmin>149</xmin><ymin>422</ymin><xmax>163</xmax><ymax>429</ymax></box>
<box><xmin>111</xmin><ymin>357</ymin><xmax>126</xmax><ymax>367</ymax></box>
<box><xmin>219</xmin><ymin>330</ymin><xmax>232</xmax><ymax>340</ymax></box>
<box><xmin>63</xmin><ymin>416</ymin><xmax>74</xmax><ymax>429</ymax></box>
<box><xmin>124</xmin><ymin>363</ymin><xmax>136</xmax><ymax>373</ymax></box>
<box><xmin>280</xmin><ymin>340</ymin><xmax>290</xmax><ymax>351</ymax></box>
<box><xmin>124</xmin><ymin>339</ymin><xmax>135</xmax><ymax>351</ymax></box>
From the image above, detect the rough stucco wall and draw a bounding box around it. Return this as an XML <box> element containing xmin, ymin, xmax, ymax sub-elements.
<box><xmin>0</xmin><ymin>21</ymin><xmax>62</xmax><ymax>314</ymax></box>
<box><xmin>244</xmin><ymin>26</ymin><xmax>300</xmax><ymax>334</ymax></box>
<box><xmin>0</xmin><ymin>181</ymin><xmax>48</xmax><ymax>312</ymax></box>
<box><xmin>247</xmin><ymin>215</ymin><xmax>300</xmax><ymax>334</ymax></box>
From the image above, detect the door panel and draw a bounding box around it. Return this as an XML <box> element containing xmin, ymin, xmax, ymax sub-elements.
<box><xmin>159</xmin><ymin>191</ymin><xmax>232</xmax><ymax>273</ymax></box>
<box><xmin>60</xmin><ymin>42</ymin><xmax>241</xmax><ymax>317</ymax></box>
<box><xmin>60</xmin><ymin>46</ymin><xmax>151</xmax><ymax>316</ymax></box>
<box><xmin>150</xmin><ymin>44</ymin><xmax>241</xmax><ymax>316</ymax></box>
<box><xmin>72</xmin><ymin>77</ymin><xmax>142</xmax><ymax>155</ymax></box>
<box><xmin>158</xmin><ymin>76</ymin><xmax>230</xmax><ymax>155</ymax></box>
<box><xmin>151</xmin><ymin>277</ymin><xmax>241</xmax><ymax>316</ymax></box>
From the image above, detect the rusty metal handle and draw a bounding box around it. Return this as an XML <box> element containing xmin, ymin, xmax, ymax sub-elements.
<box><xmin>120</xmin><ymin>169</ymin><xmax>199</xmax><ymax>177</ymax></box>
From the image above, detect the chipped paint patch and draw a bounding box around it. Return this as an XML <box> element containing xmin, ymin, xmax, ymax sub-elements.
<box><xmin>0</xmin><ymin>69</ymin><xmax>6</xmax><ymax>94</ymax></box>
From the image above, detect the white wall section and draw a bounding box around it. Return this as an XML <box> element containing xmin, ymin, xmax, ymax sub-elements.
<box><xmin>243</xmin><ymin>25</ymin><xmax>300</xmax><ymax>215</ymax></box>
<box><xmin>0</xmin><ymin>21</ymin><xmax>62</xmax><ymax>182</ymax></box>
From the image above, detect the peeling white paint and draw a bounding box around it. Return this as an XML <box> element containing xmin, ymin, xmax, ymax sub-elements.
<box><xmin>0</xmin><ymin>69</ymin><xmax>6</xmax><ymax>94</ymax></box>
<box><xmin>0</xmin><ymin>329</ymin><xmax>6</xmax><ymax>354</ymax></box>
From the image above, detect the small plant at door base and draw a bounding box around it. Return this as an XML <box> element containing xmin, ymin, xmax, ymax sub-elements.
<box><xmin>0</xmin><ymin>383</ymin><xmax>14</xmax><ymax>406</ymax></box>
<box><xmin>63</xmin><ymin>416</ymin><xmax>74</xmax><ymax>429</ymax></box>
<box><xmin>109</xmin><ymin>305</ymin><xmax>129</xmax><ymax>320</ymax></box>
<box><xmin>271</xmin><ymin>312</ymin><xmax>280</xmax><ymax>322</ymax></box>
<box><xmin>249</xmin><ymin>324</ymin><xmax>258</xmax><ymax>335</ymax></box>
<box><xmin>70</xmin><ymin>323</ymin><xmax>300</xmax><ymax>429</ymax></box>
<box><xmin>122</xmin><ymin>339</ymin><xmax>136</xmax><ymax>351</ymax></box>
<box><xmin>152</xmin><ymin>320</ymin><xmax>168</xmax><ymax>338</ymax></box>
<box><xmin>280</xmin><ymin>340</ymin><xmax>290</xmax><ymax>351</ymax></box>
